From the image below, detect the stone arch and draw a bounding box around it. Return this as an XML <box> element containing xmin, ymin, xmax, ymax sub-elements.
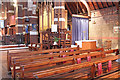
<box><xmin>80</xmin><ymin>0</ymin><xmax>91</xmax><ymax>16</ymax></box>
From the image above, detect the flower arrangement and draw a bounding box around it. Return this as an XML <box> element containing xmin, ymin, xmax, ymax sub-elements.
<box><xmin>54</xmin><ymin>37</ymin><xmax>60</xmax><ymax>42</ymax></box>
<box><xmin>53</xmin><ymin>37</ymin><xmax>60</xmax><ymax>45</ymax></box>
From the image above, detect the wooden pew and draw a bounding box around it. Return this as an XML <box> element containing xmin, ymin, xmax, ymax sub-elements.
<box><xmin>104</xmin><ymin>49</ymin><xmax>119</xmax><ymax>55</ymax></box>
<box><xmin>12</xmin><ymin>48</ymin><xmax>104</xmax><ymax>64</ymax></box>
<box><xmin>32</xmin><ymin>55</ymin><xmax>119</xmax><ymax>79</ymax></box>
<box><xmin>14</xmin><ymin>51</ymin><xmax>103</xmax><ymax>79</ymax></box>
<box><xmin>14</xmin><ymin>49</ymin><xmax>117</xmax><ymax>79</ymax></box>
<box><xmin>8</xmin><ymin>48</ymin><xmax>116</xmax><ymax>74</ymax></box>
<box><xmin>10</xmin><ymin>48</ymin><xmax>103</xmax><ymax>72</ymax></box>
<box><xmin>10</xmin><ymin>48</ymin><xmax>106</xmax><ymax>79</ymax></box>
<box><xmin>7</xmin><ymin>46</ymin><xmax>80</xmax><ymax>72</ymax></box>
<box><xmin>94</xmin><ymin>68</ymin><xmax>120</xmax><ymax>79</ymax></box>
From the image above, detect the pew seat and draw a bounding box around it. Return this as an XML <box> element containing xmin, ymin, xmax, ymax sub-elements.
<box><xmin>7</xmin><ymin>47</ymin><xmax>80</xmax><ymax>72</ymax></box>
<box><xmin>15</xmin><ymin>51</ymin><xmax>118</xmax><ymax>79</ymax></box>
<box><xmin>9</xmin><ymin>48</ymin><xmax>118</xmax><ymax>79</ymax></box>
<box><xmin>31</xmin><ymin>55</ymin><xmax>119</xmax><ymax>79</ymax></box>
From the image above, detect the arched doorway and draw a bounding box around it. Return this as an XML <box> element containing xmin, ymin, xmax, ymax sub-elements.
<box><xmin>65</xmin><ymin>1</ymin><xmax>90</xmax><ymax>45</ymax></box>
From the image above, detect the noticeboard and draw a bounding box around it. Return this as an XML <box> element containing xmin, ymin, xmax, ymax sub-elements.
<box><xmin>0</xmin><ymin>20</ymin><xmax>4</xmax><ymax>28</ymax></box>
<box><xmin>51</xmin><ymin>24</ymin><xmax>57</xmax><ymax>32</ymax></box>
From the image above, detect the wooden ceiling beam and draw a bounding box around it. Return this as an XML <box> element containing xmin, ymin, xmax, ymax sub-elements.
<box><xmin>101</xmin><ymin>0</ymin><xmax>108</xmax><ymax>8</ymax></box>
<box><xmin>67</xmin><ymin>2</ymin><xmax>74</xmax><ymax>14</ymax></box>
<box><xmin>100</xmin><ymin>0</ymin><xmax>105</xmax><ymax>8</ymax></box>
<box><xmin>78</xmin><ymin>2</ymin><xmax>86</xmax><ymax>13</ymax></box>
<box><xmin>74</xmin><ymin>0</ymin><xmax>82</xmax><ymax>14</ymax></box>
<box><xmin>65</xmin><ymin>2</ymin><xmax>72</xmax><ymax>16</ymax></box>
<box><xmin>77</xmin><ymin>2</ymin><xmax>83</xmax><ymax>14</ymax></box>
<box><xmin>111</xmin><ymin>2</ymin><xmax>115</xmax><ymax>6</ymax></box>
<box><xmin>113</xmin><ymin>0</ymin><xmax>119</xmax><ymax>7</ymax></box>
<box><xmin>87</xmin><ymin>0</ymin><xmax>95</xmax><ymax>10</ymax></box>
<box><xmin>97</xmin><ymin>0</ymin><xmax>104</xmax><ymax>9</ymax></box>
<box><xmin>107</xmin><ymin>0</ymin><xmax>113</xmax><ymax>7</ymax></box>
<box><xmin>113</xmin><ymin>0</ymin><xmax>119</xmax><ymax>11</ymax></box>
<box><xmin>92</xmin><ymin>0</ymin><xmax>99</xmax><ymax>10</ymax></box>
<box><xmin>115</xmin><ymin>1</ymin><xmax>119</xmax><ymax>12</ymax></box>
<box><xmin>91</xmin><ymin>2</ymin><xmax>96</xmax><ymax>10</ymax></box>
<box><xmin>71</xmin><ymin>2</ymin><xmax>80</xmax><ymax>14</ymax></box>
<box><xmin>80</xmin><ymin>0</ymin><xmax>91</xmax><ymax>16</ymax></box>
<box><xmin>69</xmin><ymin>2</ymin><xmax>76</xmax><ymax>14</ymax></box>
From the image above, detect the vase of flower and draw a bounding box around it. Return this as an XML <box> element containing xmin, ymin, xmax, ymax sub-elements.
<box><xmin>53</xmin><ymin>41</ymin><xmax>57</xmax><ymax>45</ymax></box>
<box><xmin>53</xmin><ymin>37</ymin><xmax>60</xmax><ymax>45</ymax></box>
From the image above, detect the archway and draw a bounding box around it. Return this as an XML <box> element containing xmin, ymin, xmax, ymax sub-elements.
<box><xmin>80</xmin><ymin>0</ymin><xmax>91</xmax><ymax>16</ymax></box>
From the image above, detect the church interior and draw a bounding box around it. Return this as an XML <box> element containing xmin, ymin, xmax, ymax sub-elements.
<box><xmin>0</xmin><ymin>0</ymin><xmax>120</xmax><ymax>79</ymax></box>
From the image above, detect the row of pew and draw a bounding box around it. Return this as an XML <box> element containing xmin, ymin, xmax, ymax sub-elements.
<box><xmin>7</xmin><ymin>46</ymin><xmax>119</xmax><ymax>79</ymax></box>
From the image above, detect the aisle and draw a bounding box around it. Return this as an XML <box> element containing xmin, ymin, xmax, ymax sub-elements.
<box><xmin>0</xmin><ymin>49</ymin><xmax>29</xmax><ymax>79</ymax></box>
<box><xmin>0</xmin><ymin>51</ymin><xmax>11</xmax><ymax>79</ymax></box>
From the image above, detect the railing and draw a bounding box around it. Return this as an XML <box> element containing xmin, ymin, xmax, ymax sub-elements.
<box><xmin>0</xmin><ymin>34</ymin><xmax>25</xmax><ymax>45</ymax></box>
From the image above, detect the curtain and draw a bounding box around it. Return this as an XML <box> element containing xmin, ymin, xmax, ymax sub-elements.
<box><xmin>72</xmin><ymin>17</ymin><xmax>89</xmax><ymax>44</ymax></box>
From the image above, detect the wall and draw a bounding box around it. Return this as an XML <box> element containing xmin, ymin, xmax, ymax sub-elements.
<box><xmin>89</xmin><ymin>7</ymin><xmax>119</xmax><ymax>49</ymax></box>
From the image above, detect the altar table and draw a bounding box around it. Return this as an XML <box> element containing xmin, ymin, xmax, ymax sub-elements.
<box><xmin>75</xmin><ymin>40</ymin><xmax>97</xmax><ymax>50</ymax></box>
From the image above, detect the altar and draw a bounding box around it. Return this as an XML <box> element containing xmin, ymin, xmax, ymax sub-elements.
<box><xmin>75</xmin><ymin>40</ymin><xmax>97</xmax><ymax>50</ymax></box>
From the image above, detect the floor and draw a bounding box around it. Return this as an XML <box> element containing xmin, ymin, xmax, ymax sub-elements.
<box><xmin>0</xmin><ymin>49</ymin><xmax>29</xmax><ymax>80</ymax></box>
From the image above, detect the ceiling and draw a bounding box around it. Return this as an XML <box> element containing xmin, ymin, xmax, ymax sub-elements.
<box><xmin>65</xmin><ymin>1</ymin><xmax>119</xmax><ymax>18</ymax></box>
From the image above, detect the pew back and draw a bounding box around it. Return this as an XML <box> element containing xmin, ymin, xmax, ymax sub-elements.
<box><xmin>33</xmin><ymin>55</ymin><xmax>119</xmax><ymax>79</ymax></box>
<box><xmin>7</xmin><ymin>46</ymin><xmax>79</xmax><ymax>71</ymax></box>
<box><xmin>15</xmin><ymin>49</ymin><xmax>118</xmax><ymax>79</ymax></box>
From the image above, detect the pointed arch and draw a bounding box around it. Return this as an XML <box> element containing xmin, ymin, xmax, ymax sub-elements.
<box><xmin>80</xmin><ymin>0</ymin><xmax>91</xmax><ymax>16</ymax></box>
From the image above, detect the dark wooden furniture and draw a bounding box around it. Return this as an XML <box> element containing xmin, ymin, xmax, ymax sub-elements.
<box><xmin>42</xmin><ymin>28</ymin><xmax>72</xmax><ymax>49</ymax></box>
<box><xmin>12</xmin><ymin>48</ymin><xmax>102</xmax><ymax>78</ymax></box>
<box><xmin>104</xmin><ymin>40</ymin><xmax>112</xmax><ymax>50</ymax></box>
<box><xmin>18</xmin><ymin>51</ymin><xmax>106</xmax><ymax>78</ymax></box>
<box><xmin>7</xmin><ymin>46</ymin><xmax>79</xmax><ymax>72</ymax></box>
<box><xmin>33</xmin><ymin>55</ymin><xmax>119</xmax><ymax>79</ymax></box>
<box><xmin>22</xmin><ymin>55</ymin><xmax>119</xmax><ymax>79</ymax></box>
<box><xmin>28</xmin><ymin>43</ymin><xmax>42</xmax><ymax>51</ymax></box>
<box><xmin>11</xmin><ymin>48</ymin><xmax>104</xmax><ymax>79</ymax></box>
<box><xmin>82</xmin><ymin>41</ymin><xmax>96</xmax><ymax>50</ymax></box>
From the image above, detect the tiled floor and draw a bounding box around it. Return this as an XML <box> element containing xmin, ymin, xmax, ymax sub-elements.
<box><xmin>0</xmin><ymin>49</ymin><xmax>29</xmax><ymax>80</ymax></box>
